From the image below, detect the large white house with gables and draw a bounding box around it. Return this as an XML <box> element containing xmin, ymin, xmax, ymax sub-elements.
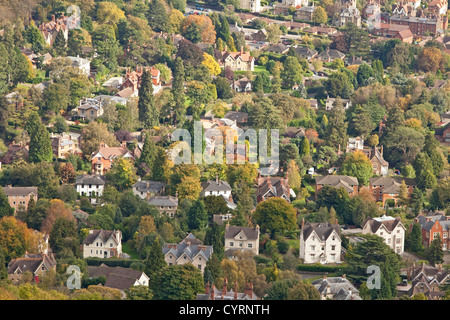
<box><xmin>83</xmin><ymin>229</ymin><xmax>123</xmax><ymax>259</ymax></box>
<box><xmin>299</xmin><ymin>221</ymin><xmax>342</xmax><ymax>264</ymax></box>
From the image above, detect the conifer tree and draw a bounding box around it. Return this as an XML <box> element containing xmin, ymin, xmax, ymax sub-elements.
<box><xmin>0</xmin><ymin>187</ymin><xmax>14</xmax><ymax>218</ymax></box>
<box><xmin>53</xmin><ymin>29</ymin><xmax>67</xmax><ymax>56</ymax></box>
<box><xmin>326</xmin><ymin>97</ymin><xmax>348</xmax><ymax>151</ymax></box>
<box><xmin>26</xmin><ymin>112</ymin><xmax>53</xmax><ymax>163</ymax></box>
<box><xmin>172</xmin><ymin>57</ymin><xmax>186</xmax><ymax>125</ymax></box>
<box><xmin>147</xmin><ymin>0</ymin><xmax>169</xmax><ymax>32</ymax></box>
<box><xmin>145</xmin><ymin>236</ymin><xmax>166</xmax><ymax>284</ymax></box>
<box><xmin>138</xmin><ymin>70</ymin><xmax>159</xmax><ymax>128</ymax></box>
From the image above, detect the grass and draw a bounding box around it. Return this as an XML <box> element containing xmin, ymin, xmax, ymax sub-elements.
<box><xmin>121</xmin><ymin>242</ymin><xmax>140</xmax><ymax>260</ymax></box>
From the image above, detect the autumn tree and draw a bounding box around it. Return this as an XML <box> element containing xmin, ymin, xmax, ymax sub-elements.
<box><xmin>96</xmin><ymin>1</ymin><xmax>125</xmax><ymax>24</ymax></box>
<box><xmin>202</xmin><ymin>52</ymin><xmax>221</xmax><ymax>76</ymax></box>
<box><xmin>80</xmin><ymin>122</ymin><xmax>119</xmax><ymax>159</ymax></box>
<box><xmin>41</xmin><ymin>199</ymin><xmax>75</xmax><ymax>234</ymax></box>
<box><xmin>312</xmin><ymin>6</ymin><xmax>328</xmax><ymax>25</ymax></box>
<box><xmin>59</xmin><ymin>162</ymin><xmax>76</xmax><ymax>184</ymax></box>
<box><xmin>106</xmin><ymin>158</ymin><xmax>138</xmax><ymax>191</ymax></box>
<box><xmin>181</xmin><ymin>15</ymin><xmax>216</xmax><ymax>44</ymax></box>
<box><xmin>0</xmin><ymin>216</ymin><xmax>40</xmax><ymax>262</ymax></box>
<box><xmin>417</xmin><ymin>47</ymin><xmax>444</xmax><ymax>74</ymax></box>
<box><xmin>253</xmin><ymin>198</ymin><xmax>297</xmax><ymax>237</ymax></box>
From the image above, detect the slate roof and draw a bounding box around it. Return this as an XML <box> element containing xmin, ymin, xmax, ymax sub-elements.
<box><xmin>256</xmin><ymin>176</ymin><xmax>291</xmax><ymax>201</ymax></box>
<box><xmin>315</xmin><ymin>175</ymin><xmax>359</xmax><ymax>193</ymax></box>
<box><xmin>363</xmin><ymin>215</ymin><xmax>405</xmax><ymax>233</ymax></box>
<box><xmin>225</xmin><ymin>225</ymin><xmax>260</xmax><ymax>241</ymax></box>
<box><xmin>311</xmin><ymin>276</ymin><xmax>362</xmax><ymax>300</ymax></box>
<box><xmin>132</xmin><ymin>180</ymin><xmax>166</xmax><ymax>194</ymax></box>
<box><xmin>369</xmin><ymin>176</ymin><xmax>416</xmax><ymax>194</ymax></box>
<box><xmin>162</xmin><ymin>233</ymin><xmax>213</xmax><ymax>262</ymax></box>
<box><xmin>318</xmin><ymin>49</ymin><xmax>345</xmax><ymax>60</ymax></box>
<box><xmin>83</xmin><ymin>230</ymin><xmax>121</xmax><ymax>245</ymax></box>
<box><xmin>416</xmin><ymin>212</ymin><xmax>450</xmax><ymax>232</ymax></box>
<box><xmin>7</xmin><ymin>253</ymin><xmax>56</xmax><ymax>275</ymax></box>
<box><xmin>301</xmin><ymin>222</ymin><xmax>340</xmax><ymax>241</ymax></box>
<box><xmin>224</xmin><ymin>111</ymin><xmax>249</xmax><ymax>123</ymax></box>
<box><xmin>202</xmin><ymin>179</ymin><xmax>232</xmax><ymax>193</ymax></box>
<box><xmin>87</xmin><ymin>264</ymin><xmax>148</xmax><ymax>291</ymax></box>
<box><xmin>148</xmin><ymin>196</ymin><xmax>178</xmax><ymax>207</ymax></box>
<box><xmin>294</xmin><ymin>46</ymin><xmax>318</xmax><ymax>59</ymax></box>
<box><xmin>75</xmin><ymin>175</ymin><xmax>106</xmax><ymax>185</ymax></box>
<box><xmin>2</xmin><ymin>186</ymin><xmax>38</xmax><ymax>196</ymax></box>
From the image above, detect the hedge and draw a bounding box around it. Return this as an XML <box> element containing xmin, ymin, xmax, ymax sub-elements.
<box><xmin>296</xmin><ymin>264</ymin><xmax>346</xmax><ymax>273</ymax></box>
<box><xmin>85</xmin><ymin>257</ymin><xmax>144</xmax><ymax>268</ymax></box>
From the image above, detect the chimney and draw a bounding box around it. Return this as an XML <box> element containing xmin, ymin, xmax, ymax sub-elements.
<box><xmin>234</xmin><ymin>279</ymin><xmax>238</xmax><ymax>300</ymax></box>
<box><xmin>51</xmin><ymin>15</ymin><xmax>55</xmax><ymax>22</ymax></box>
<box><xmin>244</xmin><ymin>282</ymin><xmax>253</xmax><ymax>299</ymax></box>
<box><xmin>240</xmin><ymin>46</ymin><xmax>244</xmax><ymax>55</ymax></box>
<box><xmin>210</xmin><ymin>284</ymin><xmax>215</xmax><ymax>300</ymax></box>
<box><xmin>222</xmin><ymin>278</ymin><xmax>228</xmax><ymax>297</ymax></box>
<box><xmin>122</xmin><ymin>141</ymin><xmax>127</xmax><ymax>149</ymax></box>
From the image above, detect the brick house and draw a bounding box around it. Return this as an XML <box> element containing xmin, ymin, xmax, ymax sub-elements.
<box><xmin>91</xmin><ymin>141</ymin><xmax>135</xmax><ymax>175</ymax></box>
<box><xmin>386</xmin><ymin>14</ymin><xmax>448</xmax><ymax>37</ymax></box>
<box><xmin>405</xmin><ymin>262</ymin><xmax>449</xmax><ymax>299</ymax></box>
<box><xmin>414</xmin><ymin>211</ymin><xmax>450</xmax><ymax>251</ymax></box>
<box><xmin>255</xmin><ymin>176</ymin><xmax>291</xmax><ymax>203</ymax></box>
<box><xmin>197</xmin><ymin>279</ymin><xmax>258</xmax><ymax>300</ymax></box>
<box><xmin>219</xmin><ymin>47</ymin><xmax>255</xmax><ymax>72</ymax></box>
<box><xmin>369</xmin><ymin>176</ymin><xmax>417</xmax><ymax>206</ymax></box>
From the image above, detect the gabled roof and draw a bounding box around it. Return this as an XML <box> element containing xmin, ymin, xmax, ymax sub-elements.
<box><xmin>311</xmin><ymin>277</ymin><xmax>361</xmax><ymax>300</ymax></box>
<box><xmin>202</xmin><ymin>179</ymin><xmax>232</xmax><ymax>193</ymax></box>
<box><xmin>162</xmin><ymin>233</ymin><xmax>213</xmax><ymax>261</ymax></box>
<box><xmin>369</xmin><ymin>176</ymin><xmax>417</xmax><ymax>194</ymax></box>
<box><xmin>363</xmin><ymin>215</ymin><xmax>405</xmax><ymax>233</ymax></box>
<box><xmin>301</xmin><ymin>222</ymin><xmax>340</xmax><ymax>241</ymax></box>
<box><xmin>225</xmin><ymin>225</ymin><xmax>260</xmax><ymax>241</ymax></box>
<box><xmin>75</xmin><ymin>175</ymin><xmax>106</xmax><ymax>185</ymax></box>
<box><xmin>83</xmin><ymin>230</ymin><xmax>121</xmax><ymax>245</ymax></box>
<box><xmin>315</xmin><ymin>175</ymin><xmax>359</xmax><ymax>193</ymax></box>
<box><xmin>132</xmin><ymin>180</ymin><xmax>166</xmax><ymax>193</ymax></box>
<box><xmin>87</xmin><ymin>265</ymin><xmax>149</xmax><ymax>291</ymax></box>
<box><xmin>2</xmin><ymin>186</ymin><xmax>38</xmax><ymax>197</ymax></box>
<box><xmin>7</xmin><ymin>253</ymin><xmax>56</xmax><ymax>275</ymax></box>
<box><xmin>148</xmin><ymin>196</ymin><xmax>178</xmax><ymax>207</ymax></box>
<box><xmin>256</xmin><ymin>176</ymin><xmax>291</xmax><ymax>201</ymax></box>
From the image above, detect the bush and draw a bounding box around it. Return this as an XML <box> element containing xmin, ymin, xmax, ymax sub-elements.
<box><xmin>296</xmin><ymin>264</ymin><xmax>345</xmax><ymax>273</ymax></box>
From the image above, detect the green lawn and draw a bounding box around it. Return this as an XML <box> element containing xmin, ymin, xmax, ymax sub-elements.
<box><xmin>121</xmin><ymin>242</ymin><xmax>140</xmax><ymax>260</ymax></box>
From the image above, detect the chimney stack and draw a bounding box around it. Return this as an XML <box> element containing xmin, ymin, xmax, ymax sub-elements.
<box><xmin>222</xmin><ymin>278</ymin><xmax>228</xmax><ymax>297</ymax></box>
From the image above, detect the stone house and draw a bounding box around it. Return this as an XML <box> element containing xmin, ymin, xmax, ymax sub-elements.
<box><xmin>2</xmin><ymin>186</ymin><xmax>38</xmax><ymax>214</ymax></box>
<box><xmin>224</xmin><ymin>224</ymin><xmax>260</xmax><ymax>258</ymax></box>
<box><xmin>75</xmin><ymin>175</ymin><xmax>105</xmax><ymax>204</ymax></box>
<box><xmin>255</xmin><ymin>176</ymin><xmax>292</xmax><ymax>203</ymax></box>
<box><xmin>197</xmin><ymin>279</ymin><xmax>258</xmax><ymax>300</ymax></box>
<box><xmin>132</xmin><ymin>180</ymin><xmax>166</xmax><ymax>200</ymax></box>
<box><xmin>405</xmin><ymin>262</ymin><xmax>449</xmax><ymax>299</ymax></box>
<box><xmin>7</xmin><ymin>253</ymin><xmax>57</xmax><ymax>284</ymax></box>
<box><xmin>219</xmin><ymin>47</ymin><xmax>255</xmax><ymax>72</ymax></box>
<box><xmin>163</xmin><ymin>233</ymin><xmax>213</xmax><ymax>274</ymax></box>
<box><xmin>148</xmin><ymin>196</ymin><xmax>179</xmax><ymax>217</ymax></box>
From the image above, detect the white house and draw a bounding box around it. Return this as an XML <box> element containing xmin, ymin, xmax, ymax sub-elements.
<box><xmin>362</xmin><ymin>215</ymin><xmax>405</xmax><ymax>254</ymax></box>
<box><xmin>67</xmin><ymin>56</ymin><xmax>91</xmax><ymax>76</ymax></box>
<box><xmin>83</xmin><ymin>229</ymin><xmax>123</xmax><ymax>259</ymax></box>
<box><xmin>75</xmin><ymin>175</ymin><xmax>105</xmax><ymax>204</ymax></box>
<box><xmin>299</xmin><ymin>221</ymin><xmax>342</xmax><ymax>264</ymax></box>
<box><xmin>201</xmin><ymin>177</ymin><xmax>236</xmax><ymax>210</ymax></box>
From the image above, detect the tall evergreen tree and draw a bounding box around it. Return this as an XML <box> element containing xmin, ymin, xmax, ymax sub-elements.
<box><xmin>172</xmin><ymin>57</ymin><xmax>186</xmax><ymax>125</ymax></box>
<box><xmin>326</xmin><ymin>97</ymin><xmax>348</xmax><ymax>151</ymax></box>
<box><xmin>426</xmin><ymin>234</ymin><xmax>444</xmax><ymax>266</ymax></box>
<box><xmin>145</xmin><ymin>236</ymin><xmax>167</xmax><ymax>283</ymax></box>
<box><xmin>0</xmin><ymin>187</ymin><xmax>14</xmax><ymax>218</ymax></box>
<box><xmin>146</xmin><ymin>0</ymin><xmax>169</xmax><ymax>32</ymax></box>
<box><xmin>26</xmin><ymin>112</ymin><xmax>53</xmax><ymax>163</ymax></box>
<box><xmin>138</xmin><ymin>70</ymin><xmax>159</xmax><ymax>128</ymax></box>
<box><xmin>53</xmin><ymin>29</ymin><xmax>67</xmax><ymax>56</ymax></box>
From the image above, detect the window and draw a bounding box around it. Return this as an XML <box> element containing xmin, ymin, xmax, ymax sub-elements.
<box><xmin>248</xmin><ymin>243</ymin><xmax>253</xmax><ymax>248</ymax></box>
<box><xmin>310</xmin><ymin>245</ymin><xmax>315</xmax><ymax>251</ymax></box>
<box><xmin>443</xmin><ymin>232</ymin><xmax>448</xmax><ymax>239</ymax></box>
<box><xmin>230</xmin><ymin>242</ymin><xmax>234</xmax><ymax>247</ymax></box>
<box><xmin>198</xmin><ymin>265</ymin><xmax>202</xmax><ymax>270</ymax></box>
<box><xmin>331</xmin><ymin>245</ymin><xmax>336</xmax><ymax>251</ymax></box>
<box><xmin>433</xmin><ymin>232</ymin><xmax>440</xmax><ymax>240</ymax></box>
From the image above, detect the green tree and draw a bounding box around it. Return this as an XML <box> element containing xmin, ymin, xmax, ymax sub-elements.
<box><xmin>253</xmin><ymin>198</ymin><xmax>297</xmax><ymax>237</ymax></box>
<box><xmin>152</xmin><ymin>264</ymin><xmax>204</xmax><ymax>300</ymax></box>
<box><xmin>0</xmin><ymin>187</ymin><xmax>14</xmax><ymax>218</ymax></box>
<box><xmin>413</xmin><ymin>152</ymin><xmax>437</xmax><ymax>190</ymax></box>
<box><xmin>138</xmin><ymin>70</ymin><xmax>159</xmax><ymax>128</ymax></box>
<box><xmin>426</xmin><ymin>234</ymin><xmax>444</xmax><ymax>266</ymax></box>
<box><xmin>187</xmin><ymin>199</ymin><xmax>208</xmax><ymax>230</ymax></box>
<box><xmin>282</xmin><ymin>56</ymin><xmax>303</xmax><ymax>88</ymax></box>
<box><xmin>340</xmin><ymin>150</ymin><xmax>373</xmax><ymax>186</ymax></box>
<box><xmin>287</xmin><ymin>281</ymin><xmax>320</xmax><ymax>300</ymax></box>
<box><xmin>312</xmin><ymin>6</ymin><xmax>327</xmax><ymax>25</ymax></box>
<box><xmin>147</xmin><ymin>0</ymin><xmax>169</xmax><ymax>32</ymax></box>
<box><xmin>349</xmin><ymin>105</ymin><xmax>375</xmax><ymax>139</ymax></box>
<box><xmin>325</xmin><ymin>97</ymin><xmax>348</xmax><ymax>152</ymax></box>
<box><xmin>49</xmin><ymin>216</ymin><xmax>79</xmax><ymax>258</ymax></box>
<box><xmin>26</xmin><ymin>112</ymin><xmax>53</xmax><ymax>163</ymax></box>
<box><xmin>106</xmin><ymin>158</ymin><xmax>138</xmax><ymax>191</ymax></box>
<box><xmin>299</xmin><ymin>136</ymin><xmax>310</xmax><ymax>157</ymax></box>
<box><xmin>53</xmin><ymin>29</ymin><xmax>67</xmax><ymax>56</ymax></box>
<box><xmin>144</xmin><ymin>235</ymin><xmax>166</xmax><ymax>281</ymax></box>
<box><xmin>172</xmin><ymin>57</ymin><xmax>186</xmax><ymax>125</ymax></box>
<box><xmin>406</xmin><ymin>223</ymin><xmax>423</xmax><ymax>253</ymax></box>
<box><xmin>356</xmin><ymin>63</ymin><xmax>374</xmax><ymax>87</ymax></box>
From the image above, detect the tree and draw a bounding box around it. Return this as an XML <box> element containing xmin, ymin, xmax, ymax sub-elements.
<box><xmin>187</xmin><ymin>199</ymin><xmax>208</xmax><ymax>230</ymax></box>
<box><xmin>349</xmin><ymin>105</ymin><xmax>375</xmax><ymax>139</ymax></box>
<box><xmin>417</xmin><ymin>47</ymin><xmax>444</xmax><ymax>73</ymax></box>
<box><xmin>312</xmin><ymin>6</ymin><xmax>328</xmax><ymax>25</ymax></box>
<box><xmin>325</xmin><ymin>97</ymin><xmax>348</xmax><ymax>151</ymax></box>
<box><xmin>25</xmin><ymin>112</ymin><xmax>53</xmax><ymax>163</ymax></box>
<box><xmin>0</xmin><ymin>216</ymin><xmax>40</xmax><ymax>262</ymax></box>
<box><xmin>253</xmin><ymin>198</ymin><xmax>297</xmax><ymax>237</ymax></box>
<box><xmin>96</xmin><ymin>1</ymin><xmax>125</xmax><ymax>24</ymax></box>
<box><xmin>53</xmin><ymin>29</ymin><xmax>67</xmax><ymax>56</ymax></box>
<box><xmin>43</xmin><ymin>83</ymin><xmax>70</xmax><ymax>113</ymax></box>
<box><xmin>356</xmin><ymin>63</ymin><xmax>374</xmax><ymax>87</ymax></box>
<box><xmin>49</xmin><ymin>216</ymin><xmax>78</xmax><ymax>258</ymax></box>
<box><xmin>144</xmin><ymin>235</ymin><xmax>166</xmax><ymax>281</ymax></box>
<box><xmin>146</xmin><ymin>0</ymin><xmax>169</xmax><ymax>32</ymax></box>
<box><xmin>340</xmin><ymin>150</ymin><xmax>373</xmax><ymax>186</ymax></box>
<box><xmin>41</xmin><ymin>199</ymin><xmax>75</xmax><ymax>234</ymax></box>
<box><xmin>413</xmin><ymin>152</ymin><xmax>437</xmax><ymax>190</ymax></box>
<box><xmin>59</xmin><ymin>162</ymin><xmax>76</xmax><ymax>184</ymax></box>
<box><xmin>0</xmin><ymin>187</ymin><xmax>14</xmax><ymax>218</ymax></box>
<box><xmin>299</xmin><ymin>136</ymin><xmax>310</xmax><ymax>157</ymax></box>
<box><xmin>172</xmin><ymin>57</ymin><xmax>186</xmax><ymax>124</ymax></box>
<box><xmin>177</xmin><ymin>175</ymin><xmax>202</xmax><ymax>201</ymax></box>
<box><xmin>25</xmin><ymin>21</ymin><xmax>44</xmax><ymax>53</ymax></box>
<box><xmin>106</xmin><ymin>158</ymin><xmax>138</xmax><ymax>191</ymax></box>
<box><xmin>282</xmin><ymin>56</ymin><xmax>303</xmax><ymax>88</ymax></box>
<box><xmin>266</xmin><ymin>23</ymin><xmax>282</xmax><ymax>44</ymax></box>
<box><xmin>287</xmin><ymin>281</ymin><xmax>320</xmax><ymax>300</ymax></box>
<box><xmin>80</xmin><ymin>122</ymin><xmax>119</xmax><ymax>159</ymax></box>
<box><xmin>426</xmin><ymin>234</ymin><xmax>444</xmax><ymax>266</ymax></box>
<box><xmin>138</xmin><ymin>70</ymin><xmax>159</xmax><ymax>128</ymax></box>
<box><xmin>344</xmin><ymin>234</ymin><xmax>400</xmax><ymax>299</ymax></box>
<box><xmin>202</xmin><ymin>52</ymin><xmax>221</xmax><ymax>76</ymax></box>
<box><xmin>181</xmin><ymin>15</ymin><xmax>216</xmax><ymax>44</ymax></box>
<box><xmin>152</xmin><ymin>264</ymin><xmax>204</xmax><ymax>300</ymax></box>
<box><xmin>405</xmin><ymin>223</ymin><xmax>423</xmax><ymax>253</ymax></box>
<box><xmin>384</xmin><ymin>126</ymin><xmax>424</xmax><ymax>167</ymax></box>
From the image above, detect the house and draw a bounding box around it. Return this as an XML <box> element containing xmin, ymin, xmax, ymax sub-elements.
<box><xmin>163</xmin><ymin>233</ymin><xmax>213</xmax><ymax>274</ymax></box>
<box><xmin>368</xmin><ymin>176</ymin><xmax>417</xmax><ymax>206</ymax></box>
<box><xmin>362</xmin><ymin>215</ymin><xmax>406</xmax><ymax>254</ymax></box>
<box><xmin>282</xmin><ymin>21</ymin><xmax>311</xmax><ymax>31</ymax></box>
<box><xmin>2</xmin><ymin>186</ymin><xmax>38</xmax><ymax>214</ymax></box>
<box><xmin>345</xmin><ymin>56</ymin><xmax>365</xmax><ymax>66</ymax></box>
<box><xmin>87</xmin><ymin>264</ymin><xmax>150</xmax><ymax>291</ymax></box>
<box><xmin>50</xmin><ymin>132</ymin><xmax>79</xmax><ymax>158</ymax></box>
<box><xmin>370</xmin><ymin>23</ymin><xmax>414</xmax><ymax>43</ymax></box>
<box><xmin>405</xmin><ymin>262</ymin><xmax>449</xmax><ymax>299</ymax></box>
<box><xmin>311</xmin><ymin>275</ymin><xmax>362</xmax><ymax>300</ymax></box>
<box><xmin>67</xmin><ymin>56</ymin><xmax>91</xmax><ymax>76</ymax></box>
<box><xmin>295</xmin><ymin>5</ymin><xmax>316</xmax><ymax>22</ymax></box>
<box><xmin>282</xmin><ymin>127</ymin><xmax>306</xmax><ymax>139</ymax></box>
<box><xmin>39</xmin><ymin>14</ymin><xmax>69</xmax><ymax>46</ymax></box>
<box><xmin>317</xmin><ymin>49</ymin><xmax>346</xmax><ymax>62</ymax></box>
<box><xmin>7</xmin><ymin>253</ymin><xmax>57</xmax><ymax>284</ymax></box>
<box><xmin>117</xmin><ymin>66</ymin><xmax>162</xmax><ymax>98</ymax></box>
<box><xmin>91</xmin><ymin>141</ymin><xmax>135</xmax><ymax>175</ymax></box>
<box><xmin>414</xmin><ymin>211</ymin><xmax>450</xmax><ymax>250</ymax></box>
<box><xmin>367</xmin><ymin>146</ymin><xmax>389</xmax><ymax>176</ymax></box>
<box><xmin>346</xmin><ymin>137</ymin><xmax>364</xmax><ymax>152</ymax></box>
<box><xmin>338</xmin><ymin>6</ymin><xmax>361</xmax><ymax>27</ymax></box>
<box><xmin>428</xmin><ymin>0</ymin><xmax>448</xmax><ymax>15</ymax></box>
<box><xmin>264</xmin><ymin>43</ymin><xmax>289</xmax><ymax>54</ymax></box>
<box><xmin>231</xmin><ymin>76</ymin><xmax>253</xmax><ymax>92</ymax></box>
<box><xmin>299</xmin><ymin>221</ymin><xmax>342</xmax><ymax>264</ymax></box>
<box><xmin>435</xmin><ymin>122</ymin><xmax>450</xmax><ymax>143</ymax></box>
<box><xmin>132</xmin><ymin>180</ymin><xmax>166</xmax><ymax>200</ymax></box>
<box><xmin>82</xmin><ymin>229</ymin><xmax>123</xmax><ymax>259</ymax></box>
<box><xmin>197</xmin><ymin>279</ymin><xmax>258</xmax><ymax>300</ymax></box>
<box><xmin>392</xmin><ymin>1</ymin><xmax>416</xmax><ymax>17</ymax></box>
<box><xmin>315</xmin><ymin>175</ymin><xmax>359</xmax><ymax>198</ymax></box>
<box><xmin>303</xmin><ymin>26</ymin><xmax>338</xmax><ymax>36</ymax></box>
<box><xmin>202</xmin><ymin>177</ymin><xmax>234</xmax><ymax>203</ymax></box>
<box><xmin>0</xmin><ymin>142</ymin><xmax>29</xmax><ymax>165</ymax></box>
<box><xmin>148</xmin><ymin>196</ymin><xmax>179</xmax><ymax>217</ymax></box>
<box><xmin>325</xmin><ymin>96</ymin><xmax>352</xmax><ymax>110</ymax></box>
<box><xmin>255</xmin><ymin>176</ymin><xmax>292</xmax><ymax>203</ymax></box>
<box><xmin>102</xmin><ymin>76</ymin><xmax>124</xmax><ymax>92</ymax></box>
<box><xmin>75</xmin><ymin>175</ymin><xmax>105</xmax><ymax>203</ymax></box>
<box><xmin>249</xmin><ymin>29</ymin><xmax>268</xmax><ymax>42</ymax></box>
<box><xmin>294</xmin><ymin>46</ymin><xmax>318</xmax><ymax>61</ymax></box>
<box><xmin>73</xmin><ymin>97</ymin><xmax>104</xmax><ymax>122</ymax></box>
<box><xmin>387</xmin><ymin>14</ymin><xmax>448</xmax><ymax>37</ymax></box>
<box><xmin>239</xmin><ymin>0</ymin><xmax>261</xmax><ymax>12</ymax></box>
<box><xmin>224</xmin><ymin>111</ymin><xmax>249</xmax><ymax>124</ymax></box>
<box><xmin>224</xmin><ymin>224</ymin><xmax>260</xmax><ymax>258</ymax></box>
<box><xmin>274</xmin><ymin>3</ymin><xmax>292</xmax><ymax>16</ymax></box>
<box><xmin>219</xmin><ymin>47</ymin><xmax>255</xmax><ymax>72</ymax></box>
